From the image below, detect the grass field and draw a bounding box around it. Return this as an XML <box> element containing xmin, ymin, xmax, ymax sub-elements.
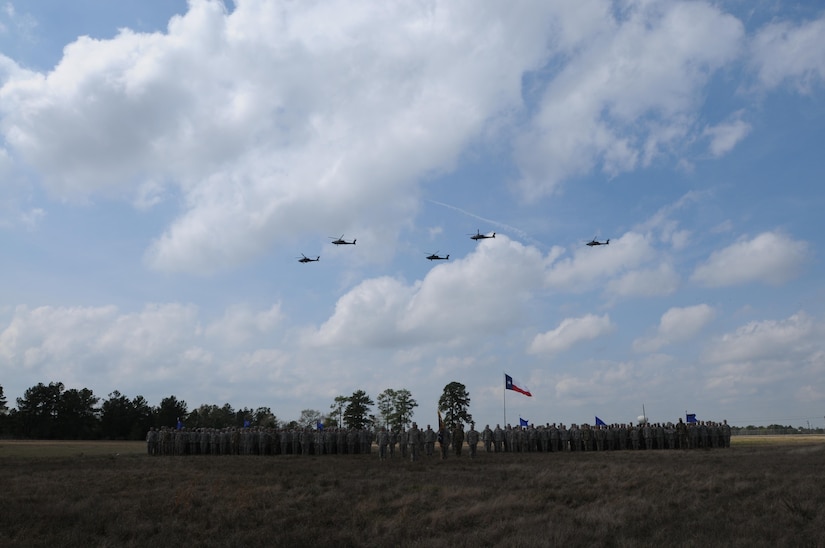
<box><xmin>1</xmin><ymin>437</ymin><xmax>823</xmax><ymax>547</ymax></box>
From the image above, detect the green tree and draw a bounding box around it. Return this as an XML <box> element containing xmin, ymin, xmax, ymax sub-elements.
<box><xmin>392</xmin><ymin>389</ymin><xmax>417</xmax><ymax>429</ymax></box>
<box><xmin>156</xmin><ymin>395</ymin><xmax>188</xmax><ymax>429</ymax></box>
<box><xmin>188</xmin><ymin>403</ymin><xmax>236</xmax><ymax>428</ymax></box>
<box><xmin>343</xmin><ymin>390</ymin><xmax>374</xmax><ymax>430</ymax></box>
<box><xmin>100</xmin><ymin>390</ymin><xmax>133</xmax><ymax>440</ymax></box>
<box><xmin>298</xmin><ymin>409</ymin><xmax>322</xmax><ymax>428</ymax></box>
<box><xmin>57</xmin><ymin>387</ymin><xmax>100</xmax><ymax>439</ymax></box>
<box><xmin>376</xmin><ymin>389</ymin><xmax>396</xmax><ymax>427</ymax></box>
<box><xmin>0</xmin><ymin>385</ymin><xmax>9</xmax><ymax>436</ymax></box>
<box><xmin>377</xmin><ymin>388</ymin><xmax>418</xmax><ymax>430</ymax></box>
<box><xmin>253</xmin><ymin>406</ymin><xmax>279</xmax><ymax>428</ymax></box>
<box><xmin>17</xmin><ymin>382</ymin><xmax>64</xmax><ymax>438</ymax></box>
<box><xmin>129</xmin><ymin>395</ymin><xmax>154</xmax><ymax>439</ymax></box>
<box><xmin>236</xmin><ymin>407</ymin><xmax>255</xmax><ymax>427</ymax></box>
<box><xmin>438</xmin><ymin>381</ymin><xmax>472</xmax><ymax>430</ymax></box>
<box><xmin>330</xmin><ymin>395</ymin><xmax>348</xmax><ymax>429</ymax></box>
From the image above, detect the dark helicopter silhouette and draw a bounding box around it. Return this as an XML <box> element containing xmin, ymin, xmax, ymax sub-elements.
<box><xmin>329</xmin><ymin>234</ymin><xmax>356</xmax><ymax>245</ymax></box>
<box><xmin>297</xmin><ymin>254</ymin><xmax>320</xmax><ymax>263</ymax></box>
<box><xmin>469</xmin><ymin>229</ymin><xmax>495</xmax><ymax>241</ymax></box>
<box><xmin>426</xmin><ymin>252</ymin><xmax>449</xmax><ymax>261</ymax></box>
<box><xmin>586</xmin><ymin>237</ymin><xmax>609</xmax><ymax>247</ymax></box>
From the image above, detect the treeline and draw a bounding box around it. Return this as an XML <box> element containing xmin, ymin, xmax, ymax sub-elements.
<box><xmin>0</xmin><ymin>381</ymin><xmax>472</xmax><ymax>441</ymax></box>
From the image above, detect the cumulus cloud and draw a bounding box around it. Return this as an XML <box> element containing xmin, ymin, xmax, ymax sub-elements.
<box><xmin>633</xmin><ymin>304</ymin><xmax>715</xmax><ymax>353</ymax></box>
<box><xmin>701</xmin><ymin>313</ymin><xmax>825</xmax><ymax>403</ymax></box>
<box><xmin>703</xmin><ymin>111</ymin><xmax>751</xmax><ymax>157</ymax></box>
<box><xmin>204</xmin><ymin>303</ymin><xmax>284</xmax><ymax>347</ymax></box>
<box><xmin>691</xmin><ymin>231</ymin><xmax>808</xmax><ymax>287</ymax></box>
<box><xmin>606</xmin><ymin>263</ymin><xmax>680</xmax><ymax>299</ymax></box>
<box><xmin>704</xmin><ymin>312</ymin><xmax>816</xmax><ymax>365</ymax></box>
<box><xmin>528</xmin><ymin>313</ymin><xmax>614</xmax><ymax>356</ymax></box>
<box><xmin>0</xmin><ymin>0</ymin><xmax>556</xmax><ymax>273</ymax></box>
<box><xmin>750</xmin><ymin>15</ymin><xmax>825</xmax><ymax>93</ymax></box>
<box><xmin>306</xmin><ymin>235</ymin><xmax>545</xmax><ymax>348</ymax></box>
<box><xmin>514</xmin><ymin>1</ymin><xmax>743</xmax><ymax>197</ymax></box>
<box><xmin>0</xmin><ymin>303</ymin><xmax>204</xmax><ymax>390</ymax></box>
<box><xmin>545</xmin><ymin>232</ymin><xmax>657</xmax><ymax>291</ymax></box>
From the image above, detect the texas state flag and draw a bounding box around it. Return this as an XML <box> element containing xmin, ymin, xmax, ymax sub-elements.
<box><xmin>505</xmin><ymin>374</ymin><xmax>532</xmax><ymax>397</ymax></box>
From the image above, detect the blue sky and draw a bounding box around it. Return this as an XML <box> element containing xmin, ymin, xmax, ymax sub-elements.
<box><xmin>1</xmin><ymin>0</ymin><xmax>824</xmax><ymax>428</ymax></box>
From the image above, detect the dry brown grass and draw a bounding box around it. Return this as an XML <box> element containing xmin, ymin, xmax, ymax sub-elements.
<box><xmin>1</xmin><ymin>438</ymin><xmax>824</xmax><ymax>547</ymax></box>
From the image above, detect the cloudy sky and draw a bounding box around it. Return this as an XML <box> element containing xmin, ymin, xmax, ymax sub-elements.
<box><xmin>1</xmin><ymin>0</ymin><xmax>824</xmax><ymax>428</ymax></box>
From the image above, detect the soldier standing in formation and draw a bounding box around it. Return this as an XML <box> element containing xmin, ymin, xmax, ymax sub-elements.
<box><xmin>482</xmin><ymin>424</ymin><xmax>493</xmax><ymax>453</ymax></box>
<box><xmin>408</xmin><ymin>422</ymin><xmax>421</xmax><ymax>462</ymax></box>
<box><xmin>424</xmin><ymin>424</ymin><xmax>436</xmax><ymax>457</ymax></box>
<box><xmin>467</xmin><ymin>422</ymin><xmax>479</xmax><ymax>458</ymax></box>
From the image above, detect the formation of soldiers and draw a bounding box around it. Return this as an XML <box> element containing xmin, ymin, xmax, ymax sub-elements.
<box><xmin>146</xmin><ymin>418</ymin><xmax>732</xmax><ymax>458</ymax></box>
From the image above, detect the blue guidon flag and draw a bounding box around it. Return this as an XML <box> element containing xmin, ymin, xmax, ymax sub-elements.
<box><xmin>505</xmin><ymin>374</ymin><xmax>532</xmax><ymax>397</ymax></box>
<box><xmin>595</xmin><ymin>416</ymin><xmax>607</xmax><ymax>426</ymax></box>
<box><xmin>686</xmin><ymin>413</ymin><xmax>697</xmax><ymax>423</ymax></box>
<box><xmin>519</xmin><ymin>417</ymin><xmax>529</xmax><ymax>427</ymax></box>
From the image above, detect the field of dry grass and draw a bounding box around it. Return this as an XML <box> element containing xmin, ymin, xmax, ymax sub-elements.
<box><xmin>1</xmin><ymin>437</ymin><xmax>823</xmax><ymax>547</ymax></box>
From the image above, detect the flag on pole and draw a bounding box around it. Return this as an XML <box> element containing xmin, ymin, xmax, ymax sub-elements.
<box><xmin>595</xmin><ymin>416</ymin><xmax>607</xmax><ymax>426</ymax></box>
<box><xmin>686</xmin><ymin>413</ymin><xmax>697</xmax><ymax>423</ymax></box>
<box><xmin>437</xmin><ymin>408</ymin><xmax>444</xmax><ymax>431</ymax></box>
<box><xmin>505</xmin><ymin>374</ymin><xmax>532</xmax><ymax>397</ymax></box>
<box><xmin>316</xmin><ymin>421</ymin><xmax>324</xmax><ymax>431</ymax></box>
<box><xmin>519</xmin><ymin>417</ymin><xmax>529</xmax><ymax>428</ymax></box>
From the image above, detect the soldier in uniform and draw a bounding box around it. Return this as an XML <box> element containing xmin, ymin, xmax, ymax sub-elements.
<box><xmin>722</xmin><ymin>420</ymin><xmax>731</xmax><ymax>448</ymax></box>
<box><xmin>466</xmin><ymin>422</ymin><xmax>479</xmax><ymax>458</ymax></box>
<box><xmin>493</xmin><ymin>424</ymin><xmax>504</xmax><ymax>453</ymax></box>
<box><xmin>377</xmin><ymin>427</ymin><xmax>389</xmax><ymax>460</ymax></box>
<box><xmin>538</xmin><ymin>425</ymin><xmax>549</xmax><ymax>453</ymax></box>
<box><xmin>146</xmin><ymin>427</ymin><xmax>158</xmax><ymax>456</ymax></box>
<box><xmin>642</xmin><ymin>422</ymin><xmax>653</xmax><ymax>450</ymax></box>
<box><xmin>424</xmin><ymin>425</ymin><xmax>436</xmax><ymax>457</ymax></box>
<box><xmin>559</xmin><ymin>424</ymin><xmax>570</xmax><ymax>451</ymax></box>
<box><xmin>407</xmin><ymin>422</ymin><xmax>421</xmax><ymax>462</ymax></box>
<box><xmin>397</xmin><ymin>427</ymin><xmax>408</xmax><ymax>459</ymax></box>
<box><xmin>389</xmin><ymin>428</ymin><xmax>397</xmax><ymax>458</ymax></box>
<box><xmin>482</xmin><ymin>424</ymin><xmax>493</xmax><ymax>453</ymax></box>
<box><xmin>452</xmin><ymin>423</ymin><xmax>464</xmax><ymax>457</ymax></box>
<box><xmin>581</xmin><ymin>424</ymin><xmax>592</xmax><ymax>451</ymax></box>
<box><xmin>630</xmin><ymin>423</ymin><xmax>640</xmax><ymax>450</ymax></box>
<box><xmin>438</xmin><ymin>423</ymin><xmax>450</xmax><ymax>459</ymax></box>
<box><xmin>570</xmin><ymin>424</ymin><xmax>581</xmax><ymax>451</ymax></box>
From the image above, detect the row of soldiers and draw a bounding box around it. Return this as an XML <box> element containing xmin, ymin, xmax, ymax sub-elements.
<box><xmin>478</xmin><ymin>419</ymin><xmax>732</xmax><ymax>452</ymax></box>
<box><xmin>146</xmin><ymin>418</ymin><xmax>731</xmax><ymax>457</ymax></box>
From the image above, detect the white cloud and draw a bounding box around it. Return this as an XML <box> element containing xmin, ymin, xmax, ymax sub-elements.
<box><xmin>633</xmin><ymin>304</ymin><xmax>715</xmax><ymax>353</ymax></box>
<box><xmin>545</xmin><ymin>232</ymin><xmax>657</xmax><ymax>291</ymax></box>
<box><xmin>750</xmin><ymin>15</ymin><xmax>825</xmax><ymax>93</ymax></box>
<box><xmin>703</xmin><ymin>111</ymin><xmax>751</xmax><ymax>157</ymax></box>
<box><xmin>704</xmin><ymin>312</ymin><xmax>816</xmax><ymax>365</ymax></box>
<box><xmin>691</xmin><ymin>231</ymin><xmax>808</xmax><ymax>287</ymax></box>
<box><xmin>701</xmin><ymin>313</ymin><xmax>825</xmax><ymax>404</ymax></box>
<box><xmin>606</xmin><ymin>263</ymin><xmax>680</xmax><ymax>299</ymax></box>
<box><xmin>306</xmin><ymin>235</ymin><xmax>546</xmax><ymax>348</ymax></box>
<box><xmin>514</xmin><ymin>1</ymin><xmax>743</xmax><ymax>197</ymax></box>
<box><xmin>0</xmin><ymin>303</ymin><xmax>204</xmax><ymax>391</ymax></box>
<box><xmin>528</xmin><ymin>313</ymin><xmax>614</xmax><ymax>356</ymax></box>
<box><xmin>204</xmin><ymin>303</ymin><xmax>284</xmax><ymax>347</ymax></box>
<box><xmin>0</xmin><ymin>0</ymin><xmax>557</xmax><ymax>273</ymax></box>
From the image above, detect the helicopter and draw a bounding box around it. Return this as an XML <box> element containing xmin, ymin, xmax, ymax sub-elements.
<box><xmin>297</xmin><ymin>254</ymin><xmax>320</xmax><ymax>263</ymax></box>
<box><xmin>426</xmin><ymin>252</ymin><xmax>449</xmax><ymax>261</ymax></box>
<box><xmin>469</xmin><ymin>229</ymin><xmax>495</xmax><ymax>241</ymax></box>
<box><xmin>586</xmin><ymin>237</ymin><xmax>609</xmax><ymax>247</ymax></box>
<box><xmin>329</xmin><ymin>234</ymin><xmax>356</xmax><ymax>245</ymax></box>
